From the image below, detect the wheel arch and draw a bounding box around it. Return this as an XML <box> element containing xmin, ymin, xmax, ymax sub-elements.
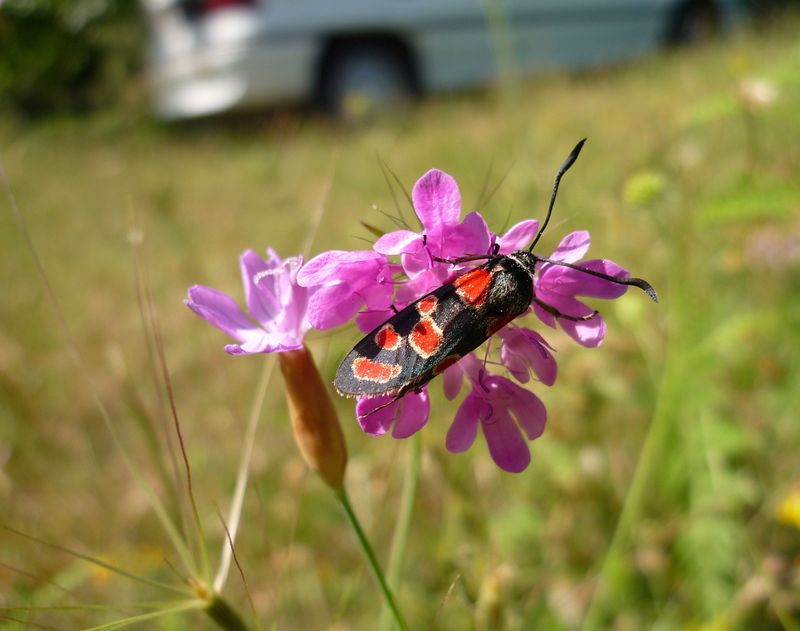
<box><xmin>313</xmin><ymin>31</ymin><xmax>422</xmax><ymax>104</ymax></box>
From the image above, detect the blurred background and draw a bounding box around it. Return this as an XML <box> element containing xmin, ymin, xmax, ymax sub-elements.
<box><xmin>1</xmin><ymin>0</ymin><xmax>800</xmax><ymax>629</ymax></box>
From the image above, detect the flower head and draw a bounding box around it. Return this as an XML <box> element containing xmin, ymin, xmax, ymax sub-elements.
<box><xmin>445</xmin><ymin>355</ymin><xmax>547</xmax><ymax>473</ymax></box>
<box><xmin>297</xmin><ymin>164</ymin><xmax>647</xmax><ymax>472</ymax></box>
<box><xmin>187</xmin><ymin>248</ymin><xmax>348</xmax><ymax>489</ymax></box>
<box><xmin>186</xmin><ymin>248</ymin><xmax>310</xmax><ymax>354</ymax></box>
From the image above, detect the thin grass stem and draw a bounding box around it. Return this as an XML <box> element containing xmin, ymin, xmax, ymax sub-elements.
<box><xmin>82</xmin><ymin>600</ymin><xmax>205</xmax><ymax>631</ymax></box>
<box><xmin>378</xmin><ymin>434</ymin><xmax>421</xmax><ymax>631</ymax></box>
<box><xmin>213</xmin><ymin>358</ymin><xmax>275</xmax><ymax>591</ymax></box>
<box><xmin>335</xmin><ymin>489</ymin><xmax>409</xmax><ymax>631</ymax></box>
<box><xmin>1</xmin><ymin>524</ymin><xmax>191</xmax><ymax>597</ymax></box>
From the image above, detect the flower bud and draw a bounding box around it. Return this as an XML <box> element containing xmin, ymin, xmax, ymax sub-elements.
<box><xmin>278</xmin><ymin>345</ymin><xmax>347</xmax><ymax>490</ymax></box>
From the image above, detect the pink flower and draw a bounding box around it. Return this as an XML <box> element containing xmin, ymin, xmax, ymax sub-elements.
<box><xmin>497</xmin><ymin>326</ymin><xmax>557</xmax><ymax>386</ymax></box>
<box><xmin>186</xmin><ymin>249</ymin><xmax>310</xmax><ymax>354</ymax></box>
<box><xmin>533</xmin><ymin>231</ymin><xmax>629</xmax><ymax>347</ymax></box>
<box><xmin>444</xmin><ymin>356</ymin><xmax>547</xmax><ymax>473</ymax></box>
<box><xmin>374</xmin><ymin>169</ymin><xmax>540</xmax><ymax>307</ymax></box>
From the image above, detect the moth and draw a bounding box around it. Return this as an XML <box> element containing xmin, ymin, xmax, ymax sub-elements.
<box><xmin>334</xmin><ymin>140</ymin><xmax>657</xmax><ymax>408</ymax></box>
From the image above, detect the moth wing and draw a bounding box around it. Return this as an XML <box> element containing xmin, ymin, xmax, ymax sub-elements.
<box><xmin>334</xmin><ymin>282</ymin><xmax>485</xmax><ymax>397</ymax></box>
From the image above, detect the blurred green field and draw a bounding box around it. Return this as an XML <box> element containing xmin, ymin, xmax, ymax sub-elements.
<box><xmin>2</xmin><ymin>17</ymin><xmax>800</xmax><ymax>631</ymax></box>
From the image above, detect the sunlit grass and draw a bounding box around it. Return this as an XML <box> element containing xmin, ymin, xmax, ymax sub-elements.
<box><xmin>2</xmin><ymin>14</ymin><xmax>800</xmax><ymax>629</ymax></box>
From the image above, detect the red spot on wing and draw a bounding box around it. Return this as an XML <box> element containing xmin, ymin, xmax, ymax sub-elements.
<box><xmin>454</xmin><ymin>268</ymin><xmax>492</xmax><ymax>306</ymax></box>
<box><xmin>374</xmin><ymin>324</ymin><xmax>401</xmax><ymax>350</ymax></box>
<box><xmin>353</xmin><ymin>357</ymin><xmax>402</xmax><ymax>383</ymax></box>
<box><xmin>409</xmin><ymin>317</ymin><xmax>442</xmax><ymax>358</ymax></box>
<box><xmin>433</xmin><ymin>354</ymin><xmax>461</xmax><ymax>375</ymax></box>
<box><xmin>416</xmin><ymin>295</ymin><xmax>438</xmax><ymax>316</ymax></box>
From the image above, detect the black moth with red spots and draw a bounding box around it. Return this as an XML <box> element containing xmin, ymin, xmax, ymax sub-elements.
<box><xmin>334</xmin><ymin>140</ymin><xmax>657</xmax><ymax>408</ymax></box>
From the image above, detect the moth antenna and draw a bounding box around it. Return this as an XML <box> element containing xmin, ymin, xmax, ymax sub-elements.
<box><xmin>535</xmin><ymin>256</ymin><xmax>658</xmax><ymax>302</ymax></box>
<box><xmin>528</xmin><ymin>138</ymin><xmax>586</xmax><ymax>252</ymax></box>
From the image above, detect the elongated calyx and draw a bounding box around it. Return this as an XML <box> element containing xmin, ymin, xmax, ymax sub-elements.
<box><xmin>279</xmin><ymin>345</ymin><xmax>348</xmax><ymax>490</ymax></box>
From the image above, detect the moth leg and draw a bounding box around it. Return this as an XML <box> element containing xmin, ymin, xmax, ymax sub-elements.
<box><xmin>533</xmin><ymin>297</ymin><xmax>599</xmax><ymax>322</ymax></box>
<box><xmin>432</xmin><ymin>253</ymin><xmax>496</xmax><ymax>265</ymax></box>
<box><xmin>390</xmin><ymin>304</ymin><xmax>400</xmax><ymax>314</ymax></box>
<box><xmin>358</xmin><ymin>394</ymin><xmax>403</xmax><ymax>419</ymax></box>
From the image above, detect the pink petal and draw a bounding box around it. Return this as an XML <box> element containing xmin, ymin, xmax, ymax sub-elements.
<box><xmin>481</xmin><ymin>410</ymin><xmax>530</xmax><ymax>473</ymax></box>
<box><xmin>400</xmin><ymin>249</ymin><xmax>433</xmax><ymax>278</ymax></box>
<box><xmin>225</xmin><ymin>333</ymin><xmax>304</xmax><ymax>355</ymax></box>
<box><xmin>374</xmin><ymin>230</ymin><xmax>424</xmax><ymax>256</ymax></box>
<box><xmin>549</xmin><ymin>230</ymin><xmax>591</xmax><ymax>263</ymax></box>
<box><xmin>514</xmin><ymin>329</ymin><xmax>557</xmax><ymax>386</ymax></box>
<box><xmin>356</xmin><ymin>396</ymin><xmax>397</xmax><ymax>436</ymax></box>
<box><xmin>505</xmin><ymin>386</ymin><xmax>547</xmax><ymax>440</ymax></box>
<box><xmin>552</xmin><ymin>259</ymin><xmax>629</xmax><ymax>299</ymax></box>
<box><xmin>185</xmin><ymin>285</ymin><xmax>258</xmax><ymax>342</ymax></box>
<box><xmin>355</xmin><ymin>308</ymin><xmax>396</xmax><ymax>333</ymax></box>
<box><xmin>445</xmin><ymin>393</ymin><xmax>484</xmax><ymax>453</ymax></box>
<box><xmin>442</xmin><ymin>361</ymin><xmax>464</xmax><ymax>400</ymax></box>
<box><xmin>307</xmin><ymin>286</ymin><xmax>364</xmax><ymax>330</ymax></box>
<box><xmin>392</xmin><ymin>389</ymin><xmax>430</xmax><ymax>438</ymax></box>
<box><xmin>497</xmin><ymin>219</ymin><xmax>539</xmax><ymax>254</ymax></box>
<box><xmin>297</xmin><ymin>250</ymin><xmax>384</xmax><ymax>287</ymax></box>
<box><xmin>395</xmin><ymin>269</ymin><xmax>449</xmax><ymax>305</ymax></box>
<box><xmin>240</xmin><ymin>250</ymin><xmax>279</xmax><ymax>325</ymax></box>
<box><xmin>444</xmin><ymin>211</ymin><xmax>491</xmax><ymax>258</ymax></box>
<box><xmin>560</xmin><ymin>312</ymin><xmax>607</xmax><ymax>348</ymax></box>
<box><xmin>499</xmin><ymin>345</ymin><xmax>530</xmax><ymax>384</ymax></box>
<box><xmin>412</xmin><ymin>169</ymin><xmax>461</xmax><ymax>247</ymax></box>
<box><xmin>533</xmin><ymin>302</ymin><xmax>557</xmax><ymax>329</ymax></box>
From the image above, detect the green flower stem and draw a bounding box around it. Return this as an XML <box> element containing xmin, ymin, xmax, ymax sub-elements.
<box><xmin>379</xmin><ymin>434</ymin><xmax>421</xmax><ymax>631</ymax></box>
<box><xmin>336</xmin><ymin>488</ymin><xmax>410</xmax><ymax>631</ymax></box>
<box><xmin>205</xmin><ymin>594</ymin><xmax>250</xmax><ymax>631</ymax></box>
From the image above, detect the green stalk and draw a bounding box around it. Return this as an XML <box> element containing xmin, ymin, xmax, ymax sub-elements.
<box><xmin>379</xmin><ymin>435</ymin><xmax>421</xmax><ymax>631</ymax></box>
<box><xmin>335</xmin><ymin>489</ymin><xmax>410</xmax><ymax>631</ymax></box>
<box><xmin>205</xmin><ymin>595</ymin><xmax>251</xmax><ymax>631</ymax></box>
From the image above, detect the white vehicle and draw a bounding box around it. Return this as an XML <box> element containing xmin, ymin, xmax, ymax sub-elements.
<box><xmin>143</xmin><ymin>0</ymin><xmax>740</xmax><ymax>120</ymax></box>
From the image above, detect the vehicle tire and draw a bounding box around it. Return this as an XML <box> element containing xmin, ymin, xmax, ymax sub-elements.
<box><xmin>318</xmin><ymin>44</ymin><xmax>417</xmax><ymax>122</ymax></box>
<box><xmin>668</xmin><ymin>0</ymin><xmax>722</xmax><ymax>45</ymax></box>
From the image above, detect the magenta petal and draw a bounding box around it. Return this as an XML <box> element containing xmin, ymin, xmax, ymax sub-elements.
<box><xmin>555</xmin><ymin>259</ymin><xmax>630</xmax><ymax>299</ymax></box>
<box><xmin>356</xmin><ymin>308</ymin><xmax>396</xmax><ymax>333</ymax></box>
<box><xmin>446</xmin><ymin>211</ymin><xmax>491</xmax><ymax>258</ymax></box>
<box><xmin>481</xmin><ymin>411</ymin><xmax>531</xmax><ymax>473</ymax></box>
<box><xmin>356</xmin><ymin>396</ymin><xmax>396</xmax><ymax>436</ymax></box>
<box><xmin>497</xmin><ymin>219</ymin><xmax>539</xmax><ymax>254</ymax></box>
<box><xmin>446</xmin><ymin>393</ymin><xmax>484</xmax><ymax>453</ymax></box>
<box><xmin>307</xmin><ymin>286</ymin><xmax>363</xmax><ymax>330</ymax></box>
<box><xmin>374</xmin><ymin>230</ymin><xmax>423</xmax><ymax>256</ymax></box>
<box><xmin>297</xmin><ymin>250</ymin><xmax>384</xmax><ymax>286</ymax></box>
<box><xmin>533</xmin><ymin>303</ymin><xmax>557</xmax><ymax>329</ymax></box>
<box><xmin>185</xmin><ymin>285</ymin><xmax>257</xmax><ymax>342</ymax></box>
<box><xmin>561</xmin><ymin>312</ymin><xmax>607</xmax><ymax>348</ymax></box>
<box><xmin>239</xmin><ymin>250</ymin><xmax>278</xmax><ymax>324</ymax></box>
<box><xmin>549</xmin><ymin>230</ymin><xmax>591</xmax><ymax>263</ymax></box>
<box><xmin>507</xmin><ymin>328</ymin><xmax>557</xmax><ymax>386</ymax></box>
<box><xmin>392</xmin><ymin>389</ymin><xmax>430</xmax><ymax>438</ymax></box>
<box><xmin>400</xmin><ymin>249</ymin><xmax>433</xmax><ymax>278</ymax></box>
<box><xmin>412</xmin><ymin>169</ymin><xmax>461</xmax><ymax>245</ymax></box>
<box><xmin>225</xmin><ymin>334</ymin><xmax>304</xmax><ymax>355</ymax></box>
<box><xmin>442</xmin><ymin>361</ymin><xmax>464</xmax><ymax>400</ymax></box>
<box><xmin>501</xmin><ymin>347</ymin><xmax>530</xmax><ymax>383</ymax></box>
<box><xmin>505</xmin><ymin>387</ymin><xmax>547</xmax><ymax>440</ymax></box>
